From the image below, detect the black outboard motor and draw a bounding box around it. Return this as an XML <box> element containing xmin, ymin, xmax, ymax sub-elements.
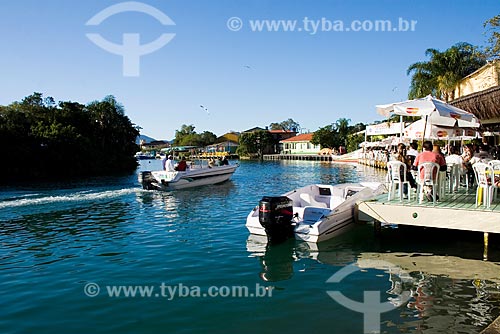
<box><xmin>139</xmin><ymin>171</ymin><xmax>157</xmax><ymax>190</ymax></box>
<box><xmin>259</xmin><ymin>196</ymin><xmax>294</xmax><ymax>243</ymax></box>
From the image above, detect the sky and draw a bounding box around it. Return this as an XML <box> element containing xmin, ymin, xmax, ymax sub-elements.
<box><xmin>0</xmin><ymin>0</ymin><xmax>497</xmax><ymax>140</ymax></box>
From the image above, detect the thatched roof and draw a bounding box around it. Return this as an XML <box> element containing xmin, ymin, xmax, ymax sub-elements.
<box><xmin>450</xmin><ymin>85</ymin><xmax>500</xmax><ymax>121</ymax></box>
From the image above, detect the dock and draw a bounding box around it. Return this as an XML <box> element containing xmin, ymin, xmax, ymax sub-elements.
<box><xmin>263</xmin><ymin>154</ymin><xmax>358</xmax><ymax>163</ymax></box>
<box><xmin>357</xmin><ymin>187</ymin><xmax>500</xmax><ymax>259</ymax></box>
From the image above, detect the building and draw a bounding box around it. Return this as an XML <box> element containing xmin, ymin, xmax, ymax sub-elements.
<box><xmin>450</xmin><ymin>60</ymin><xmax>500</xmax><ymax>143</ymax></box>
<box><xmin>204</xmin><ymin>132</ymin><xmax>240</xmax><ymax>155</ymax></box>
<box><xmin>280</xmin><ymin>133</ymin><xmax>320</xmax><ymax>154</ymax></box>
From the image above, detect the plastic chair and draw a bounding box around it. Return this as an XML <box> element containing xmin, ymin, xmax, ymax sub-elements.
<box><xmin>489</xmin><ymin>160</ymin><xmax>500</xmax><ymax>168</ymax></box>
<box><xmin>472</xmin><ymin>163</ymin><xmax>499</xmax><ymax>208</ymax></box>
<box><xmin>417</xmin><ymin>162</ymin><xmax>440</xmax><ymax>204</ymax></box>
<box><xmin>490</xmin><ymin>162</ymin><xmax>500</xmax><ymax>203</ymax></box>
<box><xmin>387</xmin><ymin>161</ymin><xmax>411</xmax><ymax>202</ymax></box>
<box><xmin>446</xmin><ymin>163</ymin><xmax>460</xmax><ymax>193</ymax></box>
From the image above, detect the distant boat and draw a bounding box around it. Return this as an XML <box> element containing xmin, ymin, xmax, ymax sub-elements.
<box><xmin>139</xmin><ymin>163</ymin><xmax>238</xmax><ymax>191</ymax></box>
<box><xmin>246</xmin><ymin>182</ymin><xmax>385</xmax><ymax>243</ymax></box>
<box><xmin>135</xmin><ymin>152</ymin><xmax>156</xmax><ymax>160</ymax></box>
<box><xmin>331</xmin><ymin>149</ymin><xmax>361</xmax><ymax>163</ymax></box>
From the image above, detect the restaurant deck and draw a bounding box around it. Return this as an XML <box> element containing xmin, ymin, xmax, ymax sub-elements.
<box><xmin>357</xmin><ymin>187</ymin><xmax>500</xmax><ymax>234</ymax></box>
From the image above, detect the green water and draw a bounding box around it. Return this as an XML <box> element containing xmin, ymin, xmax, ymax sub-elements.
<box><xmin>1</xmin><ymin>160</ymin><xmax>499</xmax><ymax>334</ymax></box>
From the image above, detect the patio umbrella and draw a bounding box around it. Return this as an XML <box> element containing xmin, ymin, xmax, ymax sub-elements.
<box><xmin>376</xmin><ymin>95</ymin><xmax>480</xmax><ymax>143</ymax></box>
<box><xmin>402</xmin><ymin>119</ymin><xmax>476</xmax><ymax>140</ymax></box>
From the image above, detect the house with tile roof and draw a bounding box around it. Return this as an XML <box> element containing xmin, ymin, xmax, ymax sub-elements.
<box><xmin>280</xmin><ymin>133</ymin><xmax>320</xmax><ymax>154</ymax></box>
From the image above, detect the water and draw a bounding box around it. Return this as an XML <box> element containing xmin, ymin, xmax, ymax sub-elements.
<box><xmin>1</xmin><ymin>160</ymin><xmax>499</xmax><ymax>334</ymax></box>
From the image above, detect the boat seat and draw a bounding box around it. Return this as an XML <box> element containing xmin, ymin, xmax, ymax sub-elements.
<box><xmin>329</xmin><ymin>187</ymin><xmax>345</xmax><ymax>209</ymax></box>
<box><xmin>299</xmin><ymin>193</ymin><xmax>328</xmax><ymax>208</ymax></box>
<box><xmin>302</xmin><ymin>207</ymin><xmax>331</xmax><ymax>224</ymax></box>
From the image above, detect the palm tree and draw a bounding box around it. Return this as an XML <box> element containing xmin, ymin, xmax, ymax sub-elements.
<box><xmin>407</xmin><ymin>43</ymin><xmax>486</xmax><ymax>101</ymax></box>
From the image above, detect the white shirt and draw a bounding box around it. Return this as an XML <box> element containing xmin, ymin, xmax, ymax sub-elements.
<box><xmin>164</xmin><ymin>159</ymin><xmax>175</xmax><ymax>172</ymax></box>
<box><xmin>407</xmin><ymin>148</ymin><xmax>418</xmax><ymax>157</ymax></box>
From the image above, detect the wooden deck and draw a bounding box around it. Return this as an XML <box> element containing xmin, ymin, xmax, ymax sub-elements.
<box><xmin>357</xmin><ymin>187</ymin><xmax>500</xmax><ymax>234</ymax></box>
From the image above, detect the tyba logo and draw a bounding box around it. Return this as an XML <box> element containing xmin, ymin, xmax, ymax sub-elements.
<box><xmin>86</xmin><ymin>1</ymin><xmax>175</xmax><ymax>77</ymax></box>
<box><xmin>326</xmin><ymin>261</ymin><xmax>412</xmax><ymax>333</ymax></box>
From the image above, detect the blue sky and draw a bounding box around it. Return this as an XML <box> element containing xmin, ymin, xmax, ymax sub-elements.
<box><xmin>0</xmin><ymin>0</ymin><xmax>497</xmax><ymax>139</ymax></box>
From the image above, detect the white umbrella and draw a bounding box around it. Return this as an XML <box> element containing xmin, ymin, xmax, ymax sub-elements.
<box><xmin>402</xmin><ymin>119</ymin><xmax>478</xmax><ymax>140</ymax></box>
<box><xmin>376</xmin><ymin>95</ymin><xmax>480</xmax><ymax>128</ymax></box>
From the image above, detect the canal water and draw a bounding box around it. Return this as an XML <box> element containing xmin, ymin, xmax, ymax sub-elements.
<box><xmin>1</xmin><ymin>160</ymin><xmax>499</xmax><ymax>334</ymax></box>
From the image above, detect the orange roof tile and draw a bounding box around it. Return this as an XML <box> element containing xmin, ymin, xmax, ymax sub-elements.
<box><xmin>280</xmin><ymin>133</ymin><xmax>313</xmax><ymax>142</ymax></box>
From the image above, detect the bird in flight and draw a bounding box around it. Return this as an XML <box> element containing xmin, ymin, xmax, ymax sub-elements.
<box><xmin>200</xmin><ymin>105</ymin><xmax>210</xmax><ymax>115</ymax></box>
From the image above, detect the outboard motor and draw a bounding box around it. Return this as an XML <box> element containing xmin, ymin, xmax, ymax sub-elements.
<box><xmin>258</xmin><ymin>196</ymin><xmax>294</xmax><ymax>243</ymax></box>
<box><xmin>139</xmin><ymin>171</ymin><xmax>157</xmax><ymax>190</ymax></box>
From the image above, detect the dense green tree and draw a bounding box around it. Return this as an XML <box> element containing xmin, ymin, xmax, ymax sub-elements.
<box><xmin>484</xmin><ymin>14</ymin><xmax>500</xmax><ymax>59</ymax></box>
<box><xmin>173</xmin><ymin>124</ymin><xmax>217</xmax><ymax>147</ymax></box>
<box><xmin>198</xmin><ymin>131</ymin><xmax>217</xmax><ymax>147</ymax></box>
<box><xmin>407</xmin><ymin>42</ymin><xmax>486</xmax><ymax>101</ymax></box>
<box><xmin>237</xmin><ymin>130</ymin><xmax>273</xmax><ymax>160</ymax></box>
<box><xmin>269</xmin><ymin>118</ymin><xmax>301</xmax><ymax>132</ymax></box>
<box><xmin>0</xmin><ymin>93</ymin><xmax>139</xmax><ymax>182</ymax></box>
<box><xmin>311</xmin><ymin>124</ymin><xmax>339</xmax><ymax>149</ymax></box>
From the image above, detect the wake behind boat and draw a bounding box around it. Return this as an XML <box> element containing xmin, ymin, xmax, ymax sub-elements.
<box><xmin>246</xmin><ymin>182</ymin><xmax>386</xmax><ymax>243</ymax></box>
<box><xmin>139</xmin><ymin>162</ymin><xmax>238</xmax><ymax>191</ymax></box>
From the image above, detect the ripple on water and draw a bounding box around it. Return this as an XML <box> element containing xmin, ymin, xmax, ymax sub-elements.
<box><xmin>1</xmin><ymin>162</ymin><xmax>499</xmax><ymax>334</ymax></box>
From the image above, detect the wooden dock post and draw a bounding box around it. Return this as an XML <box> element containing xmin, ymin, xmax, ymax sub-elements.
<box><xmin>484</xmin><ymin>232</ymin><xmax>489</xmax><ymax>261</ymax></box>
<box><xmin>374</xmin><ymin>220</ymin><xmax>382</xmax><ymax>236</ymax></box>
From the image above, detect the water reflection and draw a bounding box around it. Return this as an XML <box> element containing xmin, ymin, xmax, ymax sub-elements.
<box><xmin>247</xmin><ymin>230</ymin><xmax>500</xmax><ymax>332</ymax></box>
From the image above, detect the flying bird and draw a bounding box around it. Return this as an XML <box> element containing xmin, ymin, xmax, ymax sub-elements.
<box><xmin>243</xmin><ymin>65</ymin><xmax>251</xmax><ymax>69</ymax></box>
<box><xmin>200</xmin><ymin>105</ymin><xmax>210</xmax><ymax>115</ymax></box>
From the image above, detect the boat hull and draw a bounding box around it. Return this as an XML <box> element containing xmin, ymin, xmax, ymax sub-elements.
<box><xmin>139</xmin><ymin>165</ymin><xmax>238</xmax><ymax>191</ymax></box>
<box><xmin>245</xmin><ymin>182</ymin><xmax>385</xmax><ymax>243</ymax></box>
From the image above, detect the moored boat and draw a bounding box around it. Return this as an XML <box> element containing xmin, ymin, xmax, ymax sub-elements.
<box><xmin>246</xmin><ymin>182</ymin><xmax>386</xmax><ymax>243</ymax></box>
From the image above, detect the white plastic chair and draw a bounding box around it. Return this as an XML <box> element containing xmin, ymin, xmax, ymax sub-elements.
<box><xmin>489</xmin><ymin>160</ymin><xmax>500</xmax><ymax>168</ymax></box>
<box><xmin>417</xmin><ymin>162</ymin><xmax>440</xmax><ymax>204</ymax></box>
<box><xmin>446</xmin><ymin>163</ymin><xmax>460</xmax><ymax>193</ymax></box>
<box><xmin>472</xmin><ymin>162</ymin><xmax>499</xmax><ymax>208</ymax></box>
<box><xmin>387</xmin><ymin>161</ymin><xmax>411</xmax><ymax>202</ymax></box>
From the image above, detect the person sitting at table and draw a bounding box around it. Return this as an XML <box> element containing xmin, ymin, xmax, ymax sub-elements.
<box><xmin>445</xmin><ymin>146</ymin><xmax>464</xmax><ymax>175</ymax></box>
<box><xmin>473</xmin><ymin>144</ymin><xmax>494</xmax><ymax>162</ymax></box>
<box><xmin>406</xmin><ymin>142</ymin><xmax>419</xmax><ymax>166</ymax></box>
<box><xmin>394</xmin><ymin>143</ymin><xmax>417</xmax><ymax>196</ymax></box>
<box><xmin>461</xmin><ymin>144</ymin><xmax>475</xmax><ymax>185</ymax></box>
<box><xmin>413</xmin><ymin>141</ymin><xmax>446</xmax><ymax>201</ymax></box>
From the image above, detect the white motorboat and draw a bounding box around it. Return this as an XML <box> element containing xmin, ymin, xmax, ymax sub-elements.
<box><xmin>139</xmin><ymin>163</ymin><xmax>238</xmax><ymax>190</ymax></box>
<box><xmin>246</xmin><ymin>182</ymin><xmax>386</xmax><ymax>243</ymax></box>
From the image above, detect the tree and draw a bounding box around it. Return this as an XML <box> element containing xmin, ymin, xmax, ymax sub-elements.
<box><xmin>269</xmin><ymin>118</ymin><xmax>301</xmax><ymax>132</ymax></box>
<box><xmin>407</xmin><ymin>43</ymin><xmax>486</xmax><ymax>101</ymax></box>
<box><xmin>198</xmin><ymin>131</ymin><xmax>217</xmax><ymax>147</ymax></box>
<box><xmin>237</xmin><ymin>130</ymin><xmax>272</xmax><ymax>160</ymax></box>
<box><xmin>173</xmin><ymin>124</ymin><xmax>217</xmax><ymax>147</ymax></box>
<box><xmin>311</xmin><ymin>124</ymin><xmax>339</xmax><ymax>149</ymax></box>
<box><xmin>0</xmin><ymin>93</ymin><xmax>139</xmax><ymax>182</ymax></box>
<box><xmin>484</xmin><ymin>14</ymin><xmax>500</xmax><ymax>59</ymax></box>
<box><xmin>174</xmin><ymin>124</ymin><xmax>196</xmax><ymax>145</ymax></box>
<box><xmin>336</xmin><ymin>118</ymin><xmax>350</xmax><ymax>147</ymax></box>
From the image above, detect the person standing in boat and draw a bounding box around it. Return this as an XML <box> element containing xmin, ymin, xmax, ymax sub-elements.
<box><xmin>164</xmin><ymin>155</ymin><xmax>175</xmax><ymax>172</ymax></box>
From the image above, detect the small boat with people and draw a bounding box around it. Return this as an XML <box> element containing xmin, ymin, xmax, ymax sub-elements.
<box><xmin>246</xmin><ymin>182</ymin><xmax>386</xmax><ymax>243</ymax></box>
<box><xmin>139</xmin><ymin>156</ymin><xmax>238</xmax><ymax>191</ymax></box>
